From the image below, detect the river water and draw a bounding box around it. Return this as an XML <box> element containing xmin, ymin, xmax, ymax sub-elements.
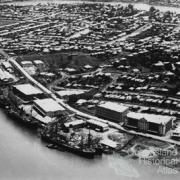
<box><xmin>1</xmin><ymin>0</ymin><xmax>180</xmax><ymax>179</ymax></box>
<box><xmin>0</xmin><ymin>109</ymin><xmax>179</xmax><ymax>180</ymax></box>
<box><xmin>4</xmin><ymin>0</ymin><xmax>180</xmax><ymax>13</ymax></box>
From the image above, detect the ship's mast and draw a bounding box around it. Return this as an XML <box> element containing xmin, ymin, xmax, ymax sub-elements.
<box><xmin>87</xmin><ymin>127</ymin><xmax>91</xmax><ymax>147</ymax></box>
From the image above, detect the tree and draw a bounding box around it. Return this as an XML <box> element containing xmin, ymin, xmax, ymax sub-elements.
<box><xmin>149</xmin><ymin>6</ymin><xmax>156</xmax><ymax>13</ymax></box>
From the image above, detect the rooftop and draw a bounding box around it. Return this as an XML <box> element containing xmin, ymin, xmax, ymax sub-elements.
<box><xmin>98</xmin><ymin>102</ymin><xmax>129</xmax><ymax>113</ymax></box>
<box><xmin>20</xmin><ymin>104</ymin><xmax>53</xmax><ymax>124</ymax></box>
<box><xmin>34</xmin><ymin>98</ymin><xmax>65</xmax><ymax>112</ymax></box>
<box><xmin>21</xmin><ymin>61</ymin><xmax>33</xmax><ymax>65</ymax></box>
<box><xmin>34</xmin><ymin>60</ymin><xmax>44</xmax><ymax>64</ymax></box>
<box><xmin>56</xmin><ymin>89</ymin><xmax>86</xmax><ymax>96</ymax></box>
<box><xmin>87</xmin><ymin>119</ymin><xmax>108</xmax><ymax>128</ymax></box>
<box><xmin>65</xmin><ymin>120</ymin><xmax>85</xmax><ymax>127</ymax></box>
<box><xmin>127</xmin><ymin>112</ymin><xmax>173</xmax><ymax>125</ymax></box>
<box><xmin>13</xmin><ymin>84</ymin><xmax>43</xmax><ymax>96</ymax></box>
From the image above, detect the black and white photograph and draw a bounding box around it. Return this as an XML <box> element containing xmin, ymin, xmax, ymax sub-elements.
<box><xmin>0</xmin><ymin>0</ymin><xmax>180</xmax><ymax>180</ymax></box>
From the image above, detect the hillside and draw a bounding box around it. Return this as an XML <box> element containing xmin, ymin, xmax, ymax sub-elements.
<box><xmin>17</xmin><ymin>52</ymin><xmax>104</xmax><ymax>69</ymax></box>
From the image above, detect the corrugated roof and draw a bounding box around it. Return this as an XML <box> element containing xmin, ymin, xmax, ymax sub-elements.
<box><xmin>13</xmin><ymin>84</ymin><xmax>43</xmax><ymax>95</ymax></box>
<box><xmin>98</xmin><ymin>102</ymin><xmax>129</xmax><ymax>113</ymax></box>
<box><xmin>127</xmin><ymin>112</ymin><xmax>173</xmax><ymax>125</ymax></box>
<box><xmin>34</xmin><ymin>98</ymin><xmax>65</xmax><ymax>112</ymax></box>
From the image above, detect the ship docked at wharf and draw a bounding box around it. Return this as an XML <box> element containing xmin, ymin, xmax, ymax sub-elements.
<box><xmin>40</xmin><ymin>120</ymin><xmax>104</xmax><ymax>159</ymax></box>
<box><xmin>0</xmin><ymin>89</ymin><xmax>104</xmax><ymax>158</ymax></box>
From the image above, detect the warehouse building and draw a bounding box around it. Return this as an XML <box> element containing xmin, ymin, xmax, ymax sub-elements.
<box><xmin>124</xmin><ymin>112</ymin><xmax>174</xmax><ymax>136</ymax></box>
<box><xmin>12</xmin><ymin>84</ymin><xmax>44</xmax><ymax>102</ymax></box>
<box><xmin>95</xmin><ymin>102</ymin><xmax>129</xmax><ymax>123</ymax></box>
<box><xmin>33</xmin><ymin>98</ymin><xmax>65</xmax><ymax>118</ymax></box>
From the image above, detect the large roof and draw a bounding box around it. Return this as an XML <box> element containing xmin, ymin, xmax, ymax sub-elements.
<box><xmin>34</xmin><ymin>98</ymin><xmax>65</xmax><ymax>112</ymax></box>
<box><xmin>127</xmin><ymin>112</ymin><xmax>173</xmax><ymax>125</ymax></box>
<box><xmin>87</xmin><ymin>119</ymin><xmax>108</xmax><ymax>128</ymax></box>
<box><xmin>56</xmin><ymin>89</ymin><xmax>86</xmax><ymax>96</ymax></box>
<box><xmin>20</xmin><ymin>104</ymin><xmax>53</xmax><ymax>124</ymax></box>
<box><xmin>34</xmin><ymin>60</ymin><xmax>44</xmax><ymax>64</ymax></box>
<box><xmin>13</xmin><ymin>84</ymin><xmax>43</xmax><ymax>96</ymax></box>
<box><xmin>21</xmin><ymin>61</ymin><xmax>33</xmax><ymax>65</ymax></box>
<box><xmin>98</xmin><ymin>102</ymin><xmax>129</xmax><ymax>113</ymax></box>
<box><xmin>65</xmin><ymin>120</ymin><xmax>85</xmax><ymax>127</ymax></box>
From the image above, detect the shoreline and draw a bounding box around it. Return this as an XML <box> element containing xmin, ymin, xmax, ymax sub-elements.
<box><xmin>82</xmin><ymin>0</ymin><xmax>180</xmax><ymax>8</ymax></box>
<box><xmin>1</xmin><ymin>0</ymin><xmax>180</xmax><ymax>9</ymax></box>
<box><xmin>1</xmin><ymin>0</ymin><xmax>180</xmax><ymax>13</ymax></box>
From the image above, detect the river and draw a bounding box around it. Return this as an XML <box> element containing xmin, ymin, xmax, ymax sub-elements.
<box><xmin>0</xmin><ymin>109</ymin><xmax>180</xmax><ymax>180</ymax></box>
<box><xmin>4</xmin><ymin>0</ymin><xmax>180</xmax><ymax>13</ymax></box>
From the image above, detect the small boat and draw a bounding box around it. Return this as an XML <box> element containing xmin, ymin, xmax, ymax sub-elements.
<box><xmin>95</xmin><ymin>146</ymin><xmax>103</xmax><ymax>156</ymax></box>
<box><xmin>57</xmin><ymin>147</ymin><xmax>65</xmax><ymax>152</ymax></box>
<box><xmin>46</xmin><ymin>144</ymin><xmax>58</xmax><ymax>149</ymax></box>
<box><xmin>103</xmin><ymin>148</ymin><xmax>113</xmax><ymax>155</ymax></box>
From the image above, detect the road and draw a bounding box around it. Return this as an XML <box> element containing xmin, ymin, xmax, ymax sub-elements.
<box><xmin>47</xmin><ymin>72</ymin><xmax>69</xmax><ymax>91</ymax></box>
<box><xmin>0</xmin><ymin>49</ymin><xmax>52</xmax><ymax>95</ymax></box>
<box><xmin>1</xmin><ymin>49</ymin><xmax>180</xmax><ymax>146</ymax></box>
<box><xmin>67</xmin><ymin>28</ymin><xmax>90</xmax><ymax>40</ymax></box>
<box><xmin>107</xmin><ymin>23</ymin><xmax>152</xmax><ymax>45</ymax></box>
<box><xmin>47</xmin><ymin>68</ymin><xmax>104</xmax><ymax>91</ymax></box>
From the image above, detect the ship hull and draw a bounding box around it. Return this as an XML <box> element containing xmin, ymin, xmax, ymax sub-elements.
<box><xmin>41</xmin><ymin>135</ymin><xmax>95</xmax><ymax>159</ymax></box>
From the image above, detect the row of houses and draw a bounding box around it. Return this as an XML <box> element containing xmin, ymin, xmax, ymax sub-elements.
<box><xmin>0</xmin><ymin>3</ymin><xmax>148</xmax><ymax>56</ymax></box>
<box><xmin>103</xmin><ymin>90</ymin><xmax>180</xmax><ymax>111</ymax></box>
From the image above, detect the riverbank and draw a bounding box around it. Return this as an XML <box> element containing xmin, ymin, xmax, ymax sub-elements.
<box><xmin>2</xmin><ymin>106</ymin><xmax>176</xmax><ymax>180</ymax></box>
<box><xmin>2</xmin><ymin>0</ymin><xmax>180</xmax><ymax>13</ymax></box>
<box><xmin>83</xmin><ymin>0</ymin><xmax>180</xmax><ymax>8</ymax></box>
